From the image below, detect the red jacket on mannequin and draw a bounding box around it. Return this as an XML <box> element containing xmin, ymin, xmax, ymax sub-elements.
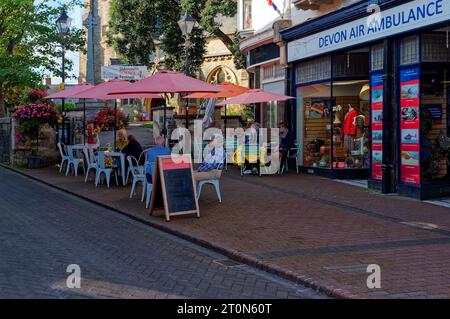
<box><xmin>343</xmin><ymin>107</ymin><xmax>359</xmax><ymax>136</ymax></box>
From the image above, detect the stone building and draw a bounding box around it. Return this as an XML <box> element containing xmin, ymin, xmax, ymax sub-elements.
<box><xmin>78</xmin><ymin>0</ymin><xmax>249</xmax><ymax>92</ymax></box>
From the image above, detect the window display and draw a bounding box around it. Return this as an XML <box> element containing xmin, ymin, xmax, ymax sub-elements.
<box><xmin>332</xmin><ymin>81</ymin><xmax>371</xmax><ymax>169</ymax></box>
<box><xmin>421</xmin><ymin>65</ymin><xmax>449</xmax><ymax>182</ymax></box>
<box><xmin>298</xmin><ymin>84</ymin><xmax>331</xmax><ymax>168</ymax></box>
<box><xmin>418</xmin><ymin>30</ymin><xmax>450</xmax><ymax>182</ymax></box>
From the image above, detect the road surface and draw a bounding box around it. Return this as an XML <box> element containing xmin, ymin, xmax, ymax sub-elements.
<box><xmin>0</xmin><ymin>167</ymin><xmax>325</xmax><ymax>299</ymax></box>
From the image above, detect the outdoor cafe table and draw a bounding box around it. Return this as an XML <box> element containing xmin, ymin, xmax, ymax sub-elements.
<box><xmin>101</xmin><ymin>151</ymin><xmax>126</xmax><ymax>186</ymax></box>
<box><xmin>66</xmin><ymin>144</ymin><xmax>86</xmax><ymax>158</ymax></box>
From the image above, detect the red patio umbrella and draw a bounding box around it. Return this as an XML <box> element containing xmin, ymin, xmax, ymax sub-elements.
<box><xmin>216</xmin><ymin>89</ymin><xmax>294</xmax><ymax>105</ymax></box>
<box><xmin>70</xmin><ymin>78</ymin><xmax>162</xmax><ymax>100</ymax></box>
<box><xmin>45</xmin><ymin>83</ymin><xmax>94</xmax><ymax>99</ymax></box>
<box><xmin>184</xmin><ymin>82</ymin><xmax>249</xmax><ymax>99</ymax></box>
<box><xmin>45</xmin><ymin>83</ymin><xmax>95</xmax><ymax>145</ymax></box>
<box><xmin>108</xmin><ymin>70</ymin><xmax>225</xmax><ymax>95</ymax></box>
<box><xmin>70</xmin><ymin>79</ymin><xmax>162</xmax><ymax>148</ymax></box>
<box><xmin>108</xmin><ymin>70</ymin><xmax>226</xmax><ymax>135</ymax></box>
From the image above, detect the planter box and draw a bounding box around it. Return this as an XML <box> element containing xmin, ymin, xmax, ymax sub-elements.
<box><xmin>27</xmin><ymin>156</ymin><xmax>50</xmax><ymax>169</ymax></box>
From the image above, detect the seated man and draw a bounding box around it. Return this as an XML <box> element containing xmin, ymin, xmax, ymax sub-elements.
<box><xmin>194</xmin><ymin>134</ymin><xmax>224</xmax><ymax>181</ymax></box>
<box><xmin>145</xmin><ymin>135</ymin><xmax>171</xmax><ymax>183</ymax></box>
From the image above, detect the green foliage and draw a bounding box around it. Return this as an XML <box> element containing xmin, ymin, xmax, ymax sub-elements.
<box><xmin>107</xmin><ymin>0</ymin><xmax>157</xmax><ymax>65</ymax></box>
<box><xmin>55</xmin><ymin>102</ymin><xmax>75</xmax><ymax>112</ymax></box>
<box><xmin>108</xmin><ymin>0</ymin><xmax>243</xmax><ymax>75</ymax></box>
<box><xmin>0</xmin><ymin>0</ymin><xmax>85</xmax><ymax>115</ymax></box>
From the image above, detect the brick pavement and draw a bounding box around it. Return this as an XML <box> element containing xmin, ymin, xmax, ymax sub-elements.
<box><xmin>7</xmin><ymin>164</ymin><xmax>450</xmax><ymax>299</ymax></box>
<box><xmin>0</xmin><ymin>167</ymin><xmax>325</xmax><ymax>299</ymax></box>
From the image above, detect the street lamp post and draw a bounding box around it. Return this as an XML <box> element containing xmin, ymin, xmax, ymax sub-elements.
<box><xmin>56</xmin><ymin>10</ymin><xmax>72</xmax><ymax>144</ymax></box>
<box><xmin>178</xmin><ymin>11</ymin><xmax>197</xmax><ymax>129</ymax></box>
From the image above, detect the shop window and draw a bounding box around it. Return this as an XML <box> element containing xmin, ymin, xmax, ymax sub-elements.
<box><xmin>333</xmin><ymin>52</ymin><xmax>369</xmax><ymax>78</ymax></box>
<box><xmin>263</xmin><ymin>81</ymin><xmax>286</xmax><ymax>128</ymax></box>
<box><xmin>371</xmin><ymin>44</ymin><xmax>384</xmax><ymax>71</ymax></box>
<box><xmin>262</xmin><ymin>63</ymin><xmax>285</xmax><ymax>81</ymax></box>
<box><xmin>296</xmin><ymin>57</ymin><xmax>331</xmax><ymax>84</ymax></box>
<box><xmin>422</xmin><ymin>33</ymin><xmax>450</xmax><ymax>62</ymax></box>
<box><xmin>249</xmin><ymin>43</ymin><xmax>280</xmax><ymax>66</ymax></box>
<box><xmin>263</xmin><ymin>65</ymin><xmax>274</xmax><ymax>80</ymax></box>
<box><xmin>297</xmin><ymin>83</ymin><xmax>332</xmax><ymax>168</ymax></box>
<box><xmin>274</xmin><ymin>64</ymin><xmax>284</xmax><ymax>78</ymax></box>
<box><xmin>400</xmin><ymin>36</ymin><xmax>419</xmax><ymax>66</ymax></box>
<box><xmin>332</xmin><ymin>81</ymin><xmax>371</xmax><ymax>169</ymax></box>
<box><xmin>421</xmin><ymin>65</ymin><xmax>449</xmax><ymax>182</ymax></box>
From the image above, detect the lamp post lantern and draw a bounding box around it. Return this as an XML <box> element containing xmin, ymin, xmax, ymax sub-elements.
<box><xmin>56</xmin><ymin>9</ymin><xmax>72</xmax><ymax>144</ymax></box>
<box><xmin>178</xmin><ymin>11</ymin><xmax>197</xmax><ymax>129</ymax></box>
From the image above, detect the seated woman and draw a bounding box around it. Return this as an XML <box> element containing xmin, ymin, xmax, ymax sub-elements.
<box><xmin>121</xmin><ymin>134</ymin><xmax>144</xmax><ymax>170</ymax></box>
<box><xmin>194</xmin><ymin>134</ymin><xmax>224</xmax><ymax>182</ymax></box>
<box><xmin>86</xmin><ymin>123</ymin><xmax>100</xmax><ymax>150</ymax></box>
<box><xmin>145</xmin><ymin>135</ymin><xmax>171</xmax><ymax>183</ymax></box>
<box><xmin>116</xmin><ymin>128</ymin><xmax>128</xmax><ymax>151</ymax></box>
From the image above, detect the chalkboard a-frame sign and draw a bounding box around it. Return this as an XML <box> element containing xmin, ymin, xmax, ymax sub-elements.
<box><xmin>149</xmin><ymin>155</ymin><xmax>200</xmax><ymax>221</ymax></box>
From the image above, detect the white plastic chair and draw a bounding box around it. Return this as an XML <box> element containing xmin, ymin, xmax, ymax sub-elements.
<box><xmin>66</xmin><ymin>146</ymin><xmax>85</xmax><ymax>177</ymax></box>
<box><xmin>285</xmin><ymin>143</ymin><xmax>300</xmax><ymax>174</ymax></box>
<box><xmin>57</xmin><ymin>142</ymin><xmax>70</xmax><ymax>173</ymax></box>
<box><xmin>144</xmin><ymin>161</ymin><xmax>155</xmax><ymax>208</ymax></box>
<box><xmin>197</xmin><ymin>179</ymin><xmax>222</xmax><ymax>203</ymax></box>
<box><xmin>95</xmin><ymin>152</ymin><xmax>115</xmax><ymax>188</ymax></box>
<box><xmin>83</xmin><ymin>147</ymin><xmax>98</xmax><ymax>183</ymax></box>
<box><xmin>126</xmin><ymin>149</ymin><xmax>146</xmax><ymax>184</ymax></box>
<box><xmin>127</xmin><ymin>156</ymin><xmax>146</xmax><ymax>199</ymax></box>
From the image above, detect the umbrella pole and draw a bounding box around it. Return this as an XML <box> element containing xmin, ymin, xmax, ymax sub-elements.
<box><xmin>163</xmin><ymin>94</ymin><xmax>167</xmax><ymax>143</ymax></box>
<box><xmin>185</xmin><ymin>96</ymin><xmax>189</xmax><ymax>129</ymax></box>
<box><xmin>83</xmin><ymin>99</ymin><xmax>86</xmax><ymax>145</ymax></box>
<box><xmin>61</xmin><ymin>98</ymin><xmax>65</xmax><ymax>144</ymax></box>
<box><xmin>114</xmin><ymin>99</ymin><xmax>117</xmax><ymax>150</ymax></box>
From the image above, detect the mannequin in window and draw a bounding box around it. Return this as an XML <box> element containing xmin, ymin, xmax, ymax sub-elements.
<box><xmin>343</xmin><ymin>104</ymin><xmax>360</xmax><ymax>154</ymax></box>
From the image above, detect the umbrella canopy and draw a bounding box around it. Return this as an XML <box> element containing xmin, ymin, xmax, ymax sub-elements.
<box><xmin>69</xmin><ymin>78</ymin><xmax>162</xmax><ymax>100</ymax></box>
<box><xmin>107</xmin><ymin>70</ymin><xmax>226</xmax><ymax>95</ymax></box>
<box><xmin>184</xmin><ymin>82</ymin><xmax>250</xmax><ymax>99</ymax></box>
<box><xmin>216</xmin><ymin>89</ymin><xmax>294</xmax><ymax>105</ymax></box>
<box><xmin>45</xmin><ymin>83</ymin><xmax>94</xmax><ymax>99</ymax></box>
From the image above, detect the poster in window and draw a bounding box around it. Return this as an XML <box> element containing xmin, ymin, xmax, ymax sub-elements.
<box><xmin>399</xmin><ymin>67</ymin><xmax>420</xmax><ymax>185</ymax></box>
<box><xmin>371</xmin><ymin>72</ymin><xmax>383</xmax><ymax>180</ymax></box>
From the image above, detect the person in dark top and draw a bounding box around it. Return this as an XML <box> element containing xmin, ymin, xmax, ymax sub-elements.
<box><xmin>279</xmin><ymin>123</ymin><xmax>294</xmax><ymax>173</ymax></box>
<box><xmin>121</xmin><ymin>134</ymin><xmax>144</xmax><ymax>167</ymax></box>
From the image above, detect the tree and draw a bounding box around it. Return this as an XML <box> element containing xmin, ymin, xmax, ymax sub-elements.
<box><xmin>107</xmin><ymin>0</ymin><xmax>246</xmax><ymax>76</ymax></box>
<box><xmin>0</xmin><ymin>0</ymin><xmax>85</xmax><ymax>117</ymax></box>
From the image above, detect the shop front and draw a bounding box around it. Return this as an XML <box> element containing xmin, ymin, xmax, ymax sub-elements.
<box><xmin>240</xmin><ymin>31</ymin><xmax>290</xmax><ymax>129</ymax></box>
<box><xmin>282</xmin><ymin>0</ymin><xmax>450</xmax><ymax>199</ymax></box>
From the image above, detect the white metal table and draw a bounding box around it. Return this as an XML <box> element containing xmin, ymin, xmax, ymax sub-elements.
<box><xmin>102</xmin><ymin>151</ymin><xmax>126</xmax><ymax>186</ymax></box>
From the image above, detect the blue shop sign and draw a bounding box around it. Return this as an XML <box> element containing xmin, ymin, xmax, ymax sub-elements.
<box><xmin>288</xmin><ymin>0</ymin><xmax>450</xmax><ymax>62</ymax></box>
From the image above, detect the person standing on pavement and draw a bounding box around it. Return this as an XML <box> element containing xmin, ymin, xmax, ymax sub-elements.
<box><xmin>145</xmin><ymin>135</ymin><xmax>171</xmax><ymax>183</ymax></box>
<box><xmin>279</xmin><ymin>123</ymin><xmax>294</xmax><ymax>173</ymax></box>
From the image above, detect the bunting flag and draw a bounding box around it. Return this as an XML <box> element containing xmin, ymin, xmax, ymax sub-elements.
<box><xmin>267</xmin><ymin>0</ymin><xmax>283</xmax><ymax>17</ymax></box>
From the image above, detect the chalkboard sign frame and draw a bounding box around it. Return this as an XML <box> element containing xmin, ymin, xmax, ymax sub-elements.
<box><xmin>149</xmin><ymin>155</ymin><xmax>200</xmax><ymax>221</ymax></box>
